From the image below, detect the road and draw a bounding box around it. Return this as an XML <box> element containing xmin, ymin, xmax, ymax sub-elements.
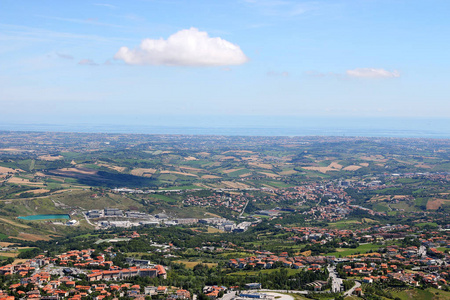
<box><xmin>327</xmin><ymin>265</ymin><xmax>343</xmax><ymax>293</ymax></box>
<box><xmin>258</xmin><ymin>289</ymin><xmax>308</xmax><ymax>295</ymax></box>
<box><xmin>343</xmin><ymin>281</ymin><xmax>361</xmax><ymax>297</ymax></box>
<box><xmin>82</xmin><ymin>212</ymin><xmax>96</xmax><ymax>228</ymax></box>
<box><xmin>219</xmin><ymin>291</ymin><xmax>236</xmax><ymax>300</ymax></box>
<box><xmin>239</xmin><ymin>199</ymin><xmax>249</xmax><ymax>217</ymax></box>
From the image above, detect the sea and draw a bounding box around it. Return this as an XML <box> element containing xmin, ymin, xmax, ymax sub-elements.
<box><xmin>0</xmin><ymin>116</ymin><xmax>449</xmax><ymax>138</ymax></box>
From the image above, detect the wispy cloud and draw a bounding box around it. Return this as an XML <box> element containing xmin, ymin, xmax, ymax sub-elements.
<box><xmin>267</xmin><ymin>70</ymin><xmax>289</xmax><ymax>77</ymax></box>
<box><xmin>93</xmin><ymin>3</ymin><xmax>117</xmax><ymax>9</ymax></box>
<box><xmin>56</xmin><ymin>52</ymin><xmax>73</xmax><ymax>60</ymax></box>
<box><xmin>78</xmin><ymin>59</ymin><xmax>98</xmax><ymax>66</ymax></box>
<box><xmin>243</xmin><ymin>0</ymin><xmax>317</xmax><ymax>17</ymax></box>
<box><xmin>305</xmin><ymin>70</ymin><xmax>342</xmax><ymax>78</ymax></box>
<box><xmin>307</xmin><ymin>68</ymin><xmax>400</xmax><ymax>79</ymax></box>
<box><xmin>346</xmin><ymin>68</ymin><xmax>400</xmax><ymax>78</ymax></box>
<box><xmin>115</xmin><ymin>27</ymin><xmax>249</xmax><ymax>66</ymax></box>
<box><xmin>0</xmin><ymin>23</ymin><xmax>134</xmax><ymax>43</ymax></box>
<box><xmin>36</xmin><ymin>15</ymin><xmax>125</xmax><ymax>29</ymax></box>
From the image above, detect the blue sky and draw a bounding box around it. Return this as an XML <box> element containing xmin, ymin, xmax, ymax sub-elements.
<box><xmin>1</xmin><ymin>0</ymin><xmax>450</xmax><ymax>125</ymax></box>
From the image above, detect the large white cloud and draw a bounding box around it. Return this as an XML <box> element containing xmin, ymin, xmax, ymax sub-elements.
<box><xmin>114</xmin><ymin>27</ymin><xmax>249</xmax><ymax>66</ymax></box>
<box><xmin>346</xmin><ymin>68</ymin><xmax>400</xmax><ymax>78</ymax></box>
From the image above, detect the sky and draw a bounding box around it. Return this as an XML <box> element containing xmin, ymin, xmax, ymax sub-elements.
<box><xmin>1</xmin><ymin>0</ymin><xmax>450</xmax><ymax>126</ymax></box>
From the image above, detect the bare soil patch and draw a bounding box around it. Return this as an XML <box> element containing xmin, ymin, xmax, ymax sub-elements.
<box><xmin>0</xmin><ymin>148</ymin><xmax>32</xmax><ymax>152</ymax></box>
<box><xmin>369</xmin><ymin>195</ymin><xmax>390</xmax><ymax>203</ymax></box>
<box><xmin>359</xmin><ymin>163</ymin><xmax>369</xmax><ymax>167</ymax></box>
<box><xmin>427</xmin><ymin>198</ymin><xmax>450</xmax><ymax>210</ymax></box>
<box><xmin>15</xmin><ymin>233</ymin><xmax>51</xmax><ymax>241</ymax></box>
<box><xmin>303</xmin><ymin>161</ymin><xmax>345</xmax><ymax>173</ymax></box>
<box><xmin>343</xmin><ymin>165</ymin><xmax>362</xmax><ymax>171</ymax></box>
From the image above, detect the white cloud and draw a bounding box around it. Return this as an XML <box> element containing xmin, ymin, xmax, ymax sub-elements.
<box><xmin>114</xmin><ymin>27</ymin><xmax>249</xmax><ymax>66</ymax></box>
<box><xmin>346</xmin><ymin>68</ymin><xmax>400</xmax><ymax>78</ymax></box>
<box><xmin>78</xmin><ymin>59</ymin><xmax>98</xmax><ymax>66</ymax></box>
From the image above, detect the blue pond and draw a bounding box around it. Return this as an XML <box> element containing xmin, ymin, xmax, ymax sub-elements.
<box><xmin>18</xmin><ymin>214</ymin><xmax>70</xmax><ymax>221</ymax></box>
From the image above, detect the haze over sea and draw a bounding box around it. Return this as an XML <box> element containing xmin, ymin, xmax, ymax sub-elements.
<box><xmin>1</xmin><ymin>116</ymin><xmax>449</xmax><ymax>138</ymax></box>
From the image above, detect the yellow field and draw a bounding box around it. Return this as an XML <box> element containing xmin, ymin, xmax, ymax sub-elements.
<box><xmin>343</xmin><ymin>165</ymin><xmax>362</xmax><ymax>171</ymax></box>
<box><xmin>360</xmin><ymin>155</ymin><xmax>387</xmax><ymax>162</ymax></box>
<box><xmin>427</xmin><ymin>198</ymin><xmax>450</xmax><ymax>210</ymax></box>
<box><xmin>303</xmin><ymin>166</ymin><xmax>337</xmax><ymax>173</ymax></box>
<box><xmin>184</xmin><ymin>156</ymin><xmax>198</xmax><ymax>161</ymax></box>
<box><xmin>38</xmin><ymin>155</ymin><xmax>63</xmax><ymax>161</ymax></box>
<box><xmin>258</xmin><ymin>172</ymin><xmax>280</xmax><ymax>178</ymax></box>
<box><xmin>201</xmin><ymin>175</ymin><xmax>221</xmax><ymax>179</ymax></box>
<box><xmin>160</xmin><ymin>170</ymin><xmax>198</xmax><ymax>177</ymax></box>
<box><xmin>178</xmin><ymin>166</ymin><xmax>203</xmax><ymax>172</ymax></box>
<box><xmin>221</xmin><ymin>181</ymin><xmax>250</xmax><ymax>189</ymax></box>
<box><xmin>7</xmin><ymin>177</ymin><xmax>44</xmax><ymax>186</ymax></box>
<box><xmin>223</xmin><ymin>168</ymin><xmax>244</xmax><ymax>174</ymax></box>
<box><xmin>13</xmin><ymin>233</ymin><xmax>52</xmax><ymax>241</ymax></box>
<box><xmin>249</xmin><ymin>162</ymin><xmax>273</xmax><ymax>169</ymax></box>
<box><xmin>279</xmin><ymin>170</ymin><xmax>297</xmax><ymax>175</ymax></box>
<box><xmin>238</xmin><ymin>173</ymin><xmax>252</xmax><ymax>178</ymax></box>
<box><xmin>0</xmin><ymin>242</ymin><xmax>15</xmax><ymax>247</ymax></box>
<box><xmin>223</xmin><ymin>150</ymin><xmax>254</xmax><ymax>154</ymax></box>
<box><xmin>0</xmin><ymin>166</ymin><xmax>19</xmax><ymax>173</ymax></box>
<box><xmin>131</xmin><ymin>168</ymin><xmax>157</xmax><ymax>177</ymax></box>
<box><xmin>0</xmin><ymin>218</ymin><xmax>30</xmax><ymax>229</ymax></box>
<box><xmin>173</xmin><ymin>260</ymin><xmax>218</xmax><ymax>269</ymax></box>
<box><xmin>97</xmin><ymin>163</ymin><xmax>127</xmax><ymax>172</ymax></box>
<box><xmin>328</xmin><ymin>162</ymin><xmax>343</xmax><ymax>169</ymax></box>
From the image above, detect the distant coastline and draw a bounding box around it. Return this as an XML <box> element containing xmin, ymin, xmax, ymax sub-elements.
<box><xmin>0</xmin><ymin>116</ymin><xmax>449</xmax><ymax>138</ymax></box>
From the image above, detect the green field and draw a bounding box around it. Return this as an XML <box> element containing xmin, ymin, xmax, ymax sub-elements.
<box><xmin>328</xmin><ymin>219</ymin><xmax>362</xmax><ymax>229</ymax></box>
<box><xmin>325</xmin><ymin>243</ymin><xmax>382</xmax><ymax>257</ymax></box>
<box><xmin>391</xmin><ymin>288</ymin><xmax>450</xmax><ymax>300</ymax></box>
<box><xmin>228</xmin><ymin>268</ymin><xmax>302</xmax><ymax>276</ymax></box>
